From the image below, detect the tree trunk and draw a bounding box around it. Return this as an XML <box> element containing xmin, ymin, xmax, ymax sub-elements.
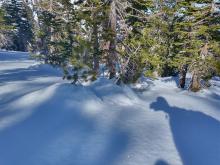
<box><xmin>179</xmin><ymin>64</ymin><xmax>188</xmax><ymax>88</ymax></box>
<box><xmin>49</xmin><ymin>0</ymin><xmax>55</xmax><ymax>54</ymax></box>
<box><xmin>189</xmin><ymin>72</ymin><xmax>201</xmax><ymax>92</ymax></box>
<box><xmin>92</xmin><ymin>23</ymin><xmax>100</xmax><ymax>74</ymax></box>
<box><xmin>108</xmin><ymin>0</ymin><xmax>117</xmax><ymax>79</ymax></box>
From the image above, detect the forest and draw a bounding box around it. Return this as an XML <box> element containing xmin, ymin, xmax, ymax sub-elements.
<box><xmin>0</xmin><ymin>0</ymin><xmax>220</xmax><ymax>91</ymax></box>
<box><xmin>1</xmin><ymin>1</ymin><xmax>220</xmax><ymax>165</ymax></box>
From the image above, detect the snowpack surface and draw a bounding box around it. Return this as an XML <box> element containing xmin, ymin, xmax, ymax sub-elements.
<box><xmin>0</xmin><ymin>51</ymin><xmax>220</xmax><ymax>165</ymax></box>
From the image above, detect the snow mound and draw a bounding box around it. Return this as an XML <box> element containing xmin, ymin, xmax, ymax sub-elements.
<box><xmin>1</xmin><ymin>51</ymin><xmax>220</xmax><ymax>165</ymax></box>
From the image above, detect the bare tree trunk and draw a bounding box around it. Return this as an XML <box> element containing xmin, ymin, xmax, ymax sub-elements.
<box><xmin>92</xmin><ymin>23</ymin><xmax>100</xmax><ymax>74</ymax></box>
<box><xmin>108</xmin><ymin>0</ymin><xmax>117</xmax><ymax>79</ymax></box>
<box><xmin>189</xmin><ymin>72</ymin><xmax>201</xmax><ymax>92</ymax></box>
<box><xmin>49</xmin><ymin>0</ymin><xmax>55</xmax><ymax>54</ymax></box>
<box><xmin>179</xmin><ymin>64</ymin><xmax>188</xmax><ymax>88</ymax></box>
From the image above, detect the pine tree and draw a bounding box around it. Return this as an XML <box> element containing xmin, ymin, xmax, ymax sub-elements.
<box><xmin>1</xmin><ymin>0</ymin><xmax>217</xmax><ymax>90</ymax></box>
<box><xmin>79</xmin><ymin>0</ymin><xmax>104</xmax><ymax>74</ymax></box>
<box><xmin>0</xmin><ymin>7</ymin><xmax>8</xmax><ymax>48</ymax></box>
<box><xmin>119</xmin><ymin>0</ymin><xmax>154</xmax><ymax>83</ymax></box>
<box><xmin>3</xmin><ymin>0</ymin><xmax>34</xmax><ymax>51</ymax></box>
<box><xmin>123</xmin><ymin>0</ymin><xmax>180</xmax><ymax>81</ymax></box>
<box><xmin>174</xmin><ymin>0</ymin><xmax>220</xmax><ymax>91</ymax></box>
<box><xmin>0</xmin><ymin>8</ymin><xmax>5</xmax><ymax>30</ymax></box>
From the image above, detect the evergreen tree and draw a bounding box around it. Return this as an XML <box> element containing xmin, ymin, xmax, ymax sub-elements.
<box><xmin>0</xmin><ymin>7</ymin><xmax>7</xmax><ymax>48</ymax></box>
<box><xmin>174</xmin><ymin>0</ymin><xmax>220</xmax><ymax>91</ymax></box>
<box><xmin>123</xmin><ymin>0</ymin><xmax>179</xmax><ymax>81</ymax></box>
<box><xmin>0</xmin><ymin>8</ymin><xmax>5</xmax><ymax>30</ymax></box>
<box><xmin>3</xmin><ymin>0</ymin><xmax>34</xmax><ymax>51</ymax></box>
<box><xmin>1</xmin><ymin>0</ymin><xmax>219</xmax><ymax>91</ymax></box>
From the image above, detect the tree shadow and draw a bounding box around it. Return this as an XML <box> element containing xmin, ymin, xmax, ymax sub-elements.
<box><xmin>0</xmin><ymin>84</ymin><xmax>130</xmax><ymax>165</ymax></box>
<box><xmin>161</xmin><ymin>76</ymin><xmax>179</xmax><ymax>87</ymax></box>
<box><xmin>0</xmin><ymin>81</ymin><xmax>61</xmax><ymax>106</ymax></box>
<box><xmin>150</xmin><ymin>97</ymin><xmax>220</xmax><ymax>165</ymax></box>
<box><xmin>0</xmin><ymin>64</ymin><xmax>62</xmax><ymax>84</ymax></box>
<box><xmin>154</xmin><ymin>159</ymin><xmax>170</xmax><ymax>165</ymax></box>
<box><xmin>206</xmin><ymin>92</ymin><xmax>220</xmax><ymax>102</ymax></box>
<box><xmin>0</xmin><ymin>51</ymin><xmax>29</xmax><ymax>61</ymax></box>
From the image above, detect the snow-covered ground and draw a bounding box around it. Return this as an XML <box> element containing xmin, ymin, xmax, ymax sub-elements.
<box><xmin>0</xmin><ymin>51</ymin><xmax>220</xmax><ymax>165</ymax></box>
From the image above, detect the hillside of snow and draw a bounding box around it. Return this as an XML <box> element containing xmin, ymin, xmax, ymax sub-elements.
<box><xmin>0</xmin><ymin>51</ymin><xmax>220</xmax><ymax>165</ymax></box>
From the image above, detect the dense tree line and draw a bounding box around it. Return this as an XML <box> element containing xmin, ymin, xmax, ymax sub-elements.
<box><xmin>0</xmin><ymin>0</ymin><xmax>220</xmax><ymax>91</ymax></box>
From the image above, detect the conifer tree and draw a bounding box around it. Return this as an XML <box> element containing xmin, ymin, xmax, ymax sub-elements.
<box><xmin>123</xmin><ymin>0</ymin><xmax>179</xmax><ymax>80</ymax></box>
<box><xmin>0</xmin><ymin>8</ymin><xmax>8</xmax><ymax>48</ymax></box>
<box><xmin>0</xmin><ymin>8</ymin><xmax>5</xmax><ymax>30</ymax></box>
<box><xmin>1</xmin><ymin>0</ymin><xmax>218</xmax><ymax>91</ymax></box>
<box><xmin>3</xmin><ymin>0</ymin><xmax>34</xmax><ymax>51</ymax></box>
<box><xmin>174</xmin><ymin>0</ymin><xmax>220</xmax><ymax>91</ymax></box>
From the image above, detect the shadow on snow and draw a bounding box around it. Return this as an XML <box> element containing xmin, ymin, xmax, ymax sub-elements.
<box><xmin>0</xmin><ymin>84</ymin><xmax>130</xmax><ymax>165</ymax></box>
<box><xmin>0</xmin><ymin>65</ymin><xmax>62</xmax><ymax>84</ymax></box>
<box><xmin>150</xmin><ymin>97</ymin><xmax>220</xmax><ymax>165</ymax></box>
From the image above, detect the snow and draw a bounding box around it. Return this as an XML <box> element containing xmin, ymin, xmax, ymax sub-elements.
<box><xmin>0</xmin><ymin>51</ymin><xmax>220</xmax><ymax>165</ymax></box>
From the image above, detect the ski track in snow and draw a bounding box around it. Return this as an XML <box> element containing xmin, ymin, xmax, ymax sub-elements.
<box><xmin>0</xmin><ymin>51</ymin><xmax>220</xmax><ymax>165</ymax></box>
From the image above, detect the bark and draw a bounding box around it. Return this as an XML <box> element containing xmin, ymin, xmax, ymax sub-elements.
<box><xmin>200</xmin><ymin>43</ymin><xmax>208</xmax><ymax>60</ymax></box>
<box><xmin>49</xmin><ymin>0</ymin><xmax>55</xmax><ymax>54</ymax></box>
<box><xmin>108</xmin><ymin>0</ymin><xmax>117</xmax><ymax>79</ymax></box>
<box><xmin>123</xmin><ymin>61</ymin><xmax>135</xmax><ymax>83</ymax></box>
<box><xmin>179</xmin><ymin>64</ymin><xmax>188</xmax><ymax>88</ymax></box>
<box><xmin>92</xmin><ymin>23</ymin><xmax>100</xmax><ymax>74</ymax></box>
<box><xmin>189</xmin><ymin>72</ymin><xmax>201</xmax><ymax>92</ymax></box>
